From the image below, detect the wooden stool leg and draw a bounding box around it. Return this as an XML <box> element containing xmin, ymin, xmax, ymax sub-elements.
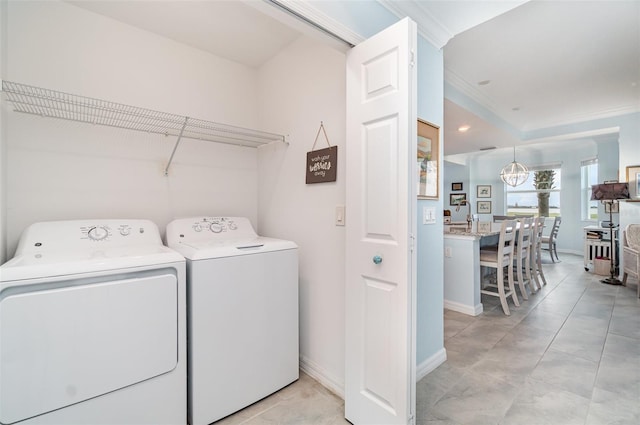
<box><xmin>508</xmin><ymin>261</ymin><xmax>519</xmax><ymax>307</ymax></box>
<box><xmin>537</xmin><ymin>249</ymin><xmax>547</xmax><ymax>286</ymax></box>
<box><xmin>524</xmin><ymin>249</ymin><xmax>534</xmax><ymax>293</ymax></box>
<box><xmin>515</xmin><ymin>255</ymin><xmax>528</xmax><ymax>300</ymax></box>
<box><xmin>496</xmin><ymin>264</ymin><xmax>510</xmax><ymax>316</ymax></box>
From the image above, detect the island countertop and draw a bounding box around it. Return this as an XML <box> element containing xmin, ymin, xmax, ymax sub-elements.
<box><xmin>443</xmin><ymin>222</ymin><xmax>501</xmax><ymax>239</ymax></box>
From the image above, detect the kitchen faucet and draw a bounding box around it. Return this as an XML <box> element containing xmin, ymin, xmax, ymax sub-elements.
<box><xmin>455</xmin><ymin>200</ymin><xmax>473</xmax><ymax>230</ymax></box>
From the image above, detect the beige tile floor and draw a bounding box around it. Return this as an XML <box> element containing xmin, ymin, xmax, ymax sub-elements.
<box><xmin>217</xmin><ymin>254</ymin><xmax>640</xmax><ymax>425</ymax></box>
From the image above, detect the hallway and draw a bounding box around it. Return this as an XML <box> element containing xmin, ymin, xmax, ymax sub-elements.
<box><xmin>419</xmin><ymin>254</ymin><xmax>640</xmax><ymax>424</ymax></box>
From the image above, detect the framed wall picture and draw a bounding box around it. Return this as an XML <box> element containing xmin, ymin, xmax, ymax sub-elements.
<box><xmin>477</xmin><ymin>201</ymin><xmax>492</xmax><ymax>214</ymax></box>
<box><xmin>417</xmin><ymin>119</ymin><xmax>440</xmax><ymax>199</ymax></box>
<box><xmin>450</xmin><ymin>193</ymin><xmax>466</xmax><ymax>206</ymax></box>
<box><xmin>477</xmin><ymin>185</ymin><xmax>491</xmax><ymax>198</ymax></box>
<box><xmin>626</xmin><ymin>165</ymin><xmax>640</xmax><ymax>199</ymax></box>
<box><xmin>451</xmin><ymin>182</ymin><xmax>463</xmax><ymax>191</ymax></box>
<box><xmin>477</xmin><ymin>221</ymin><xmax>492</xmax><ymax>233</ymax></box>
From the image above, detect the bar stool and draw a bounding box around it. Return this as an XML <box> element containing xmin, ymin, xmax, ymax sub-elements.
<box><xmin>480</xmin><ymin>219</ymin><xmax>519</xmax><ymax>315</ymax></box>
<box><xmin>513</xmin><ymin>217</ymin><xmax>535</xmax><ymax>299</ymax></box>
<box><xmin>530</xmin><ymin>217</ymin><xmax>548</xmax><ymax>289</ymax></box>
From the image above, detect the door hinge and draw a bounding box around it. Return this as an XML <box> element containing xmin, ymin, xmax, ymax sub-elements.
<box><xmin>410</xmin><ymin>49</ymin><xmax>415</xmax><ymax>68</ymax></box>
<box><xmin>408</xmin><ymin>413</ymin><xmax>415</xmax><ymax>425</ymax></box>
<box><xmin>409</xmin><ymin>233</ymin><xmax>415</xmax><ymax>253</ymax></box>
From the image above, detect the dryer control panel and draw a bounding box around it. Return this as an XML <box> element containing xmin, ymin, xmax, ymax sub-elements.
<box><xmin>14</xmin><ymin>220</ymin><xmax>163</xmax><ymax>255</ymax></box>
<box><xmin>166</xmin><ymin>217</ymin><xmax>257</xmax><ymax>246</ymax></box>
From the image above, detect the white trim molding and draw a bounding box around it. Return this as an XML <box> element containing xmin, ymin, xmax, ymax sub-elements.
<box><xmin>417</xmin><ymin>348</ymin><xmax>447</xmax><ymax>381</ymax></box>
<box><xmin>378</xmin><ymin>0</ymin><xmax>453</xmax><ymax>49</ymax></box>
<box><xmin>444</xmin><ymin>299</ymin><xmax>483</xmax><ymax>316</ymax></box>
<box><xmin>299</xmin><ymin>354</ymin><xmax>345</xmax><ymax>399</ymax></box>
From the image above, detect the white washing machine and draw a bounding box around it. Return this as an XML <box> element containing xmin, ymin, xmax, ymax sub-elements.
<box><xmin>166</xmin><ymin>217</ymin><xmax>298</xmax><ymax>425</ymax></box>
<box><xmin>0</xmin><ymin>219</ymin><xmax>186</xmax><ymax>425</ymax></box>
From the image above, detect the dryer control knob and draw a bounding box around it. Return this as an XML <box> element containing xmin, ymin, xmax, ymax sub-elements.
<box><xmin>209</xmin><ymin>223</ymin><xmax>223</xmax><ymax>233</ymax></box>
<box><xmin>88</xmin><ymin>226</ymin><xmax>109</xmax><ymax>241</ymax></box>
<box><xmin>228</xmin><ymin>222</ymin><xmax>237</xmax><ymax>230</ymax></box>
<box><xmin>194</xmin><ymin>224</ymin><xmax>203</xmax><ymax>232</ymax></box>
<box><xmin>119</xmin><ymin>227</ymin><xmax>131</xmax><ymax>236</ymax></box>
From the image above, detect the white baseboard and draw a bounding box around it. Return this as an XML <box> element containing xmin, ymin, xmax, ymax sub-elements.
<box><xmin>299</xmin><ymin>355</ymin><xmax>344</xmax><ymax>399</ymax></box>
<box><xmin>300</xmin><ymin>348</ymin><xmax>448</xmax><ymax>399</ymax></box>
<box><xmin>543</xmin><ymin>248</ymin><xmax>581</xmax><ymax>256</ymax></box>
<box><xmin>444</xmin><ymin>299</ymin><xmax>483</xmax><ymax>316</ymax></box>
<box><xmin>416</xmin><ymin>348</ymin><xmax>447</xmax><ymax>381</ymax></box>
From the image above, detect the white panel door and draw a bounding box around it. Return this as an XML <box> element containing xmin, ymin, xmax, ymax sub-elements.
<box><xmin>345</xmin><ymin>17</ymin><xmax>417</xmax><ymax>425</ymax></box>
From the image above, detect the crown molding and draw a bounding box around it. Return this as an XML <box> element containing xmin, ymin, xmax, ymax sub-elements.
<box><xmin>521</xmin><ymin>105</ymin><xmax>640</xmax><ymax>133</ymax></box>
<box><xmin>378</xmin><ymin>0</ymin><xmax>453</xmax><ymax>49</ymax></box>
<box><xmin>445</xmin><ymin>66</ymin><xmax>505</xmax><ymax>118</ymax></box>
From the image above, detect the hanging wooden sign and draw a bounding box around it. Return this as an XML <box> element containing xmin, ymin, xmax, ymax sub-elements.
<box><xmin>306</xmin><ymin>122</ymin><xmax>338</xmax><ymax>184</ymax></box>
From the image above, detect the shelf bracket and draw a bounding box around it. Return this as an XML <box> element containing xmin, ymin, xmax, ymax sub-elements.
<box><xmin>164</xmin><ymin>117</ymin><xmax>189</xmax><ymax>176</ymax></box>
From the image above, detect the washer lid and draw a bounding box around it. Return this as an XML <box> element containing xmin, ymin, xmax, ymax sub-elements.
<box><xmin>169</xmin><ymin>237</ymin><xmax>297</xmax><ymax>260</ymax></box>
<box><xmin>0</xmin><ymin>245</ymin><xmax>184</xmax><ymax>282</ymax></box>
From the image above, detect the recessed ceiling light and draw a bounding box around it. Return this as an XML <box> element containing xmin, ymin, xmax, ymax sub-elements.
<box><xmin>458</xmin><ymin>125</ymin><xmax>470</xmax><ymax>132</ymax></box>
<box><xmin>478</xmin><ymin>80</ymin><xmax>491</xmax><ymax>86</ymax></box>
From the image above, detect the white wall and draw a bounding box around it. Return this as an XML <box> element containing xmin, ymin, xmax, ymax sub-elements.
<box><xmin>256</xmin><ymin>36</ymin><xmax>346</xmax><ymax>395</ymax></box>
<box><xmin>3</xmin><ymin>1</ymin><xmax>262</xmax><ymax>256</ymax></box>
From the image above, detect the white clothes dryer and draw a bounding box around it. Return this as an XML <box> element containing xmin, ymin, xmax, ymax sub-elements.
<box><xmin>0</xmin><ymin>219</ymin><xmax>186</xmax><ymax>425</ymax></box>
<box><xmin>166</xmin><ymin>217</ymin><xmax>298</xmax><ymax>425</ymax></box>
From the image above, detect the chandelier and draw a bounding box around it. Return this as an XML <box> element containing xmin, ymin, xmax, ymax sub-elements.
<box><xmin>500</xmin><ymin>146</ymin><xmax>529</xmax><ymax>187</ymax></box>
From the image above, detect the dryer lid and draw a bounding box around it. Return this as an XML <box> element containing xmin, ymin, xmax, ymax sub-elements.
<box><xmin>169</xmin><ymin>237</ymin><xmax>297</xmax><ymax>260</ymax></box>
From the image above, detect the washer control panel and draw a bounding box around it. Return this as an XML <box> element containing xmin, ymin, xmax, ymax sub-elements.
<box><xmin>166</xmin><ymin>217</ymin><xmax>257</xmax><ymax>245</ymax></box>
<box><xmin>190</xmin><ymin>217</ymin><xmax>239</xmax><ymax>234</ymax></box>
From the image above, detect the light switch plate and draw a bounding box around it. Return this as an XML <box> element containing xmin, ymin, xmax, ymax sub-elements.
<box><xmin>423</xmin><ymin>207</ymin><xmax>436</xmax><ymax>224</ymax></box>
<box><xmin>336</xmin><ymin>205</ymin><xmax>345</xmax><ymax>226</ymax></box>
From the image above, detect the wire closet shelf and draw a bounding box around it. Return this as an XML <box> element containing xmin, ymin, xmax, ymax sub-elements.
<box><xmin>1</xmin><ymin>80</ymin><xmax>287</xmax><ymax>175</ymax></box>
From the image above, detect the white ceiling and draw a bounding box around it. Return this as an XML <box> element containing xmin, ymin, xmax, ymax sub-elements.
<box><xmin>67</xmin><ymin>0</ymin><xmax>302</xmax><ymax>68</ymax></box>
<box><xmin>67</xmin><ymin>0</ymin><xmax>640</xmax><ymax>156</ymax></box>
<box><xmin>442</xmin><ymin>0</ymin><xmax>640</xmax><ymax>155</ymax></box>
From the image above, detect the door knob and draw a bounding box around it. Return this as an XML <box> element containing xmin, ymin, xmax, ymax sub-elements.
<box><xmin>373</xmin><ymin>255</ymin><xmax>383</xmax><ymax>265</ymax></box>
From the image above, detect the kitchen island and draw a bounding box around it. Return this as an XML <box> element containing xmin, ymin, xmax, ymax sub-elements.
<box><xmin>443</xmin><ymin>222</ymin><xmax>501</xmax><ymax>316</ymax></box>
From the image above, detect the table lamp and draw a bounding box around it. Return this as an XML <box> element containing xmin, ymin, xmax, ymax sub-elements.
<box><xmin>591</xmin><ymin>182</ymin><xmax>630</xmax><ymax>285</ymax></box>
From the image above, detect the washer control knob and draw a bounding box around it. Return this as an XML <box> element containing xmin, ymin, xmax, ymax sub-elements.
<box><xmin>88</xmin><ymin>226</ymin><xmax>109</xmax><ymax>241</ymax></box>
<box><xmin>210</xmin><ymin>223</ymin><xmax>223</xmax><ymax>233</ymax></box>
<box><xmin>119</xmin><ymin>227</ymin><xmax>131</xmax><ymax>236</ymax></box>
<box><xmin>194</xmin><ymin>224</ymin><xmax>202</xmax><ymax>232</ymax></box>
<box><xmin>228</xmin><ymin>222</ymin><xmax>237</xmax><ymax>230</ymax></box>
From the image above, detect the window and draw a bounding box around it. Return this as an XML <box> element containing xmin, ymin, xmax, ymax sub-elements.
<box><xmin>505</xmin><ymin>165</ymin><xmax>562</xmax><ymax>217</ymax></box>
<box><xmin>581</xmin><ymin>159</ymin><xmax>598</xmax><ymax>220</ymax></box>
